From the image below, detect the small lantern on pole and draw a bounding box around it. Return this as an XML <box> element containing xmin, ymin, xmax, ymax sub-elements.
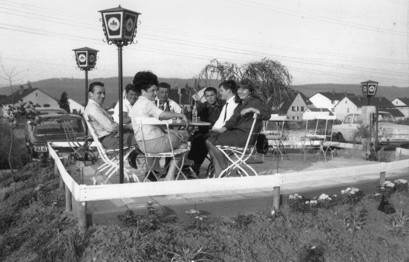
<box><xmin>73</xmin><ymin>47</ymin><xmax>98</xmax><ymax>107</ymax></box>
<box><xmin>99</xmin><ymin>6</ymin><xmax>141</xmax><ymax>184</ymax></box>
<box><xmin>360</xmin><ymin>80</ymin><xmax>378</xmax><ymax>105</ymax></box>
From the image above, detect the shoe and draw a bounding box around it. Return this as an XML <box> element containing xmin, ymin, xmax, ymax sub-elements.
<box><xmin>127</xmin><ymin>150</ymin><xmax>139</xmax><ymax>169</ymax></box>
<box><xmin>145</xmin><ymin>171</ymin><xmax>158</xmax><ymax>182</ymax></box>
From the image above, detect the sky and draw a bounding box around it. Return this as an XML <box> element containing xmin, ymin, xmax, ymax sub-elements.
<box><xmin>0</xmin><ymin>0</ymin><xmax>408</xmax><ymax>88</ymax></box>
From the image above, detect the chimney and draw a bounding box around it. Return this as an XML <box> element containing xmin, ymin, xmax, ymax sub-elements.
<box><xmin>19</xmin><ymin>85</ymin><xmax>24</xmax><ymax>95</ymax></box>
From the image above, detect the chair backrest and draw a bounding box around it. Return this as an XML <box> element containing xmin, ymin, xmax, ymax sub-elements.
<box><xmin>243</xmin><ymin>113</ymin><xmax>259</xmax><ymax>151</ymax></box>
<box><xmin>133</xmin><ymin>117</ymin><xmax>175</xmax><ymax>154</ymax></box>
<box><xmin>84</xmin><ymin>116</ymin><xmax>113</xmax><ymax>162</ymax></box>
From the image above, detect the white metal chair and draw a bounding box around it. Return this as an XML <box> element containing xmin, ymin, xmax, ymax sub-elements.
<box><xmin>263</xmin><ymin>115</ymin><xmax>288</xmax><ymax>160</ymax></box>
<box><xmin>215</xmin><ymin>113</ymin><xmax>259</xmax><ymax>178</ymax></box>
<box><xmin>133</xmin><ymin>117</ymin><xmax>190</xmax><ymax>181</ymax></box>
<box><xmin>61</xmin><ymin>117</ymin><xmax>97</xmax><ymax>165</ymax></box>
<box><xmin>300</xmin><ymin>115</ymin><xmax>336</xmax><ymax>162</ymax></box>
<box><xmin>85</xmin><ymin>118</ymin><xmax>140</xmax><ymax>184</ymax></box>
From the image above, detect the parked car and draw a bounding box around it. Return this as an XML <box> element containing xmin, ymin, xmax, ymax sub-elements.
<box><xmin>25</xmin><ymin>114</ymin><xmax>86</xmax><ymax>159</ymax></box>
<box><xmin>35</xmin><ymin>107</ymin><xmax>67</xmax><ymax>115</ymax></box>
<box><xmin>332</xmin><ymin>112</ymin><xmax>409</xmax><ymax>145</ymax></box>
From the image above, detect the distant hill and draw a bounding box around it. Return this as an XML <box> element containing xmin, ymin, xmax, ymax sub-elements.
<box><xmin>1</xmin><ymin>78</ymin><xmax>408</xmax><ymax>107</ymax></box>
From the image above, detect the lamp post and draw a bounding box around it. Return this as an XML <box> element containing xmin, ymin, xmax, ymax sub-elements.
<box><xmin>73</xmin><ymin>47</ymin><xmax>99</xmax><ymax>107</ymax></box>
<box><xmin>360</xmin><ymin>80</ymin><xmax>378</xmax><ymax>105</ymax></box>
<box><xmin>99</xmin><ymin>5</ymin><xmax>140</xmax><ymax>184</ymax></box>
<box><xmin>361</xmin><ymin>80</ymin><xmax>379</xmax><ymax>155</ymax></box>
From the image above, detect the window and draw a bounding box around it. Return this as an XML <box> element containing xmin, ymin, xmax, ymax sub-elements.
<box><xmin>291</xmin><ymin>106</ymin><xmax>296</xmax><ymax>111</ymax></box>
<box><xmin>43</xmin><ymin>104</ymin><xmax>50</xmax><ymax>107</ymax></box>
<box><xmin>301</xmin><ymin>106</ymin><xmax>304</xmax><ymax>112</ymax></box>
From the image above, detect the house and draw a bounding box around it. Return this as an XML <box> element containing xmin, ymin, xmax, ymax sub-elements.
<box><xmin>0</xmin><ymin>86</ymin><xmax>58</xmax><ymax>108</ymax></box>
<box><xmin>309</xmin><ymin>91</ymin><xmax>354</xmax><ymax>113</ymax></box>
<box><xmin>68</xmin><ymin>98</ymin><xmax>84</xmax><ymax>115</ymax></box>
<box><xmin>334</xmin><ymin>96</ymin><xmax>404</xmax><ymax>121</ymax></box>
<box><xmin>392</xmin><ymin>97</ymin><xmax>409</xmax><ymax>118</ymax></box>
<box><xmin>302</xmin><ymin>108</ymin><xmax>333</xmax><ymax>120</ymax></box>
<box><xmin>279</xmin><ymin>92</ymin><xmax>313</xmax><ymax>121</ymax></box>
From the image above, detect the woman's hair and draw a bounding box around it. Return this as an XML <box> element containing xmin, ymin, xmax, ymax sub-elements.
<box><xmin>237</xmin><ymin>78</ymin><xmax>260</xmax><ymax>102</ymax></box>
<box><xmin>132</xmin><ymin>71</ymin><xmax>159</xmax><ymax>92</ymax></box>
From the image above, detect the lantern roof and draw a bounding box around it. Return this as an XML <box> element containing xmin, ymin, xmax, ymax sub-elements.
<box><xmin>360</xmin><ymin>80</ymin><xmax>379</xmax><ymax>84</ymax></box>
<box><xmin>99</xmin><ymin>5</ymin><xmax>141</xmax><ymax>15</ymax></box>
<box><xmin>72</xmin><ymin>47</ymin><xmax>99</xmax><ymax>52</ymax></box>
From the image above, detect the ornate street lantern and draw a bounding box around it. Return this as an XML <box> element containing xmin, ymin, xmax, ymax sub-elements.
<box><xmin>360</xmin><ymin>80</ymin><xmax>378</xmax><ymax>105</ymax></box>
<box><xmin>73</xmin><ymin>47</ymin><xmax>99</xmax><ymax>106</ymax></box>
<box><xmin>99</xmin><ymin>6</ymin><xmax>140</xmax><ymax>46</ymax></box>
<box><xmin>99</xmin><ymin>6</ymin><xmax>141</xmax><ymax>184</ymax></box>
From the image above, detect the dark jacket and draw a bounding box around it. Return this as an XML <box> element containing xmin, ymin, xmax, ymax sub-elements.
<box><xmin>224</xmin><ymin>96</ymin><xmax>270</xmax><ymax>144</ymax></box>
<box><xmin>197</xmin><ymin>99</ymin><xmax>224</xmax><ymax>132</ymax></box>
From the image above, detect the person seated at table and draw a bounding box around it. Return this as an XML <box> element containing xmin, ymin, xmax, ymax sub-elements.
<box><xmin>187</xmin><ymin>86</ymin><xmax>224</xmax><ymax>175</ymax></box>
<box><xmin>130</xmin><ymin>71</ymin><xmax>189</xmax><ymax>181</ymax></box>
<box><xmin>84</xmin><ymin>81</ymin><xmax>136</xmax><ymax>150</ymax></box>
<box><xmin>113</xmin><ymin>83</ymin><xmax>139</xmax><ymax>124</ymax></box>
<box><xmin>205</xmin><ymin>78</ymin><xmax>271</xmax><ymax>177</ymax></box>
<box><xmin>154</xmin><ymin>82</ymin><xmax>182</xmax><ymax>113</ymax></box>
<box><xmin>211</xmin><ymin>79</ymin><xmax>240</xmax><ymax>131</ymax></box>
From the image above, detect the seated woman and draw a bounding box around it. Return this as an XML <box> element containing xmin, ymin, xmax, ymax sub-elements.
<box><xmin>206</xmin><ymin>78</ymin><xmax>271</xmax><ymax>176</ymax></box>
<box><xmin>130</xmin><ymin>71</ymin><xmax>189</xmax><ymax>181</ymax></box>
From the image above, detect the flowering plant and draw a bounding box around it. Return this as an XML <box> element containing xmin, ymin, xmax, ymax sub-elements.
<box><xmin>379</xmin><ymin>180</ymin><xmax>396</xmax><ymax>198</ymax></box>
<box><xmin>340</xmin><ymin>186</ymin><xmax>364</xmax><ymax>204</ymax></box>
<box><xmin>394</xmin><ymin>179</ymin><xmax>408</xmax><ymax>193</ymax></box>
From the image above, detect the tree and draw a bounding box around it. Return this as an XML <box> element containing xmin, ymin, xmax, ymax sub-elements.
<box><xmin>59</xmin><ymin>91</ymin><xmax>70</xmax><ymax>113</ymax></box>
<box><xmin>197</xmin><ymin>58</ymin><xmax>295</xmax><ymax>108</ymax></box>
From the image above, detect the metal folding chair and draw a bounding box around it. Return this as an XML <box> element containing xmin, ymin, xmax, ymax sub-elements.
<box><xmin>215</xmin><ymin>113</ymin><xmax>259</xmax><ymax>178</ymax></box>
<box><xmin>133</xmin><ymin>117</ymin><xmax>190</xmax><ymax>181</ymax></box>
<box><xmin>61</xmin><ymin>116</ymin><xmax>97</xmax><ymax>165</ymax></box>
<box><xmin>85</xmin><ymin>117</ymin><xmax>140</xmax><ymax>184</ymax></box>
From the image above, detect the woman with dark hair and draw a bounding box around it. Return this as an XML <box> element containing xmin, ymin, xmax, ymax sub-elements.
<box><xmin>205</xmin><ymin>78</ymin><xmax>271</xmax><ymax>176</ymax></box>
<box><xmin>130</xmin><ymin>71</ymin><xmax>189</xmax><ymax>181</ymax></box>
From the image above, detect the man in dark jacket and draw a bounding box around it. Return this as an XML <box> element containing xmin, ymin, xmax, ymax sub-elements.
<box><xmin>188</xmin><ymin>87</ymin><xmax>224</xmax><ymax>175</ymax></box>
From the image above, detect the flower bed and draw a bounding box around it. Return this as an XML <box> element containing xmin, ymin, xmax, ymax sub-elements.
<box><xmin>1</xmin><ymin>162</ymin><xmax>409</xmax><ymax>261</ymax></box>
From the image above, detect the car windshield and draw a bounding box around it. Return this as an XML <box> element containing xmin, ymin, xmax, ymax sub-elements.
<box><xmin>378</xmin><ymin>112</ymin><xmax>394</xmax><ymax>122</ymax></box>
<box><xmin>34</xmin><ymin>116</ymin><xmax>85</xmax><ymax>135</ymax></box>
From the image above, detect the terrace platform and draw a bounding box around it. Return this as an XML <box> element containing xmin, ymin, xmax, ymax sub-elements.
<box><xmin>63</xmin><ymin>147</ymin><xmax>409</xmax><ymax>225</ymax></box>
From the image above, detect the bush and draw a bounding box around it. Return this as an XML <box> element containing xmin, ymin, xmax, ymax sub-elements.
<box><xmin>0</xmin><ymin>121</ymin><xmax>31</xmax><ymax>170</ymax></box>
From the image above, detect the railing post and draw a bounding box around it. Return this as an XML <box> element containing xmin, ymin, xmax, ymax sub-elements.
<box><xmin>380</xmin><ymin>171</ymin><xmax>386</xmax><ymax>186</ymax></box>
<box><xmin>273</xmin><ymin>186</ymin><xmax>280</xmax><ymax>210</ymax></box>
<box><xmin>65</xmin><ymin>185</ymin><xmax>72</xmax><ymax>212</ymax></box>
<box><xmin>78</xmin><ymin>201</ymin><xmax>87</xmax><ymax>233</ymax></box>
<box><xmin>54</xmin><ymin>159</ymin><xmax>63</xmax><ymax>189</ymax></box>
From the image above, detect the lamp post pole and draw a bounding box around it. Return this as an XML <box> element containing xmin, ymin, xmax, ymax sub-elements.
<box><xmin>100</xmin><ymin>6</ymin><xmax>141</xmax><ymax>183</ymax></box>
<box><xmin>85</xmin><ymin>69</ymin><xmax>89</xmax><ymax>106</ymax></box>
<box><xmin>117</xmin><ymin>45</ymin><xmax>124</xmax><ymax>183</ymax></box>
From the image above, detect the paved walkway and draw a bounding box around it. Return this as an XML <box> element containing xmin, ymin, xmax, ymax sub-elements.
<box><xmin>65</xmin><ymin>148</ymin><xmax>409</xmax><ymax>225</ymax></box>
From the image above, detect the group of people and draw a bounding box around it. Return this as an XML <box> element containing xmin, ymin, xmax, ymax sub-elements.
<box><xmin>84</xmin><ymin>70</ymin><xmax>270</xmax><ymax>181</ymax></box>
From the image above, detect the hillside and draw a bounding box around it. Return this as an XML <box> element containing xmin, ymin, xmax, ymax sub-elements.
<box><xmin>1</xmin><ymin>78</ymin><xmax>408</xmax><ymax>107</ymax></box>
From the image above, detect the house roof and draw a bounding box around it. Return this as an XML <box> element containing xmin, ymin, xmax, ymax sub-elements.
<box><xmin>382</xmin><ymin>108</ymin><xmax>405</xmax><ymax>118</ymax></box>
<box><xmin>0</xmin><ymin>88</ymin><xmax>38</xmax><ymax>105</ymax></box>
<box><xmin>347</xmin><ymin>96</ymin><xmax>394</xmax><ymax>108</ymax></box>
<box><xmin>317</xmin><ymin>91</ymin><xmax>354</xmax><ymax>101</ymax></box>
<box><xmin>394</xmin><ymin>97</ymin><xmax>409</xmax><ymax>105</ymax></box>
<box><xmin>278</xmin><ymin>92</ymin><xmax>311</xmax><ymax>114</ymax></box>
